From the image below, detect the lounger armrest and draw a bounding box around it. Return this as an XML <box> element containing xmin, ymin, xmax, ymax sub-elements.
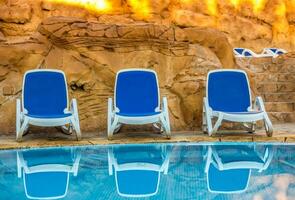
<box><xmin>254</xmin><ymin>96</ymin><xmax>266</xmax><ymax>112</ymax></box>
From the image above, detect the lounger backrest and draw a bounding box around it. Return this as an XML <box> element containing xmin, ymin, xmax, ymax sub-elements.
<box><xmin>24</xmin><ymin>172</ymin><xmax>69</xmax><ymax>199</ymax></box>
<box><xmin>207</xmin><ymin>70</ymin><xmax>251</xmax><ymax>112</ymax></box>
<box><xmin>115</xmin><ymin>70</ymin><xmax>159</xmax><ymax>114</ymax></box>
<box><xmin>23</xmin><ymin>70</ymin><xmax>68</xmax><ymax>116</ymax></box>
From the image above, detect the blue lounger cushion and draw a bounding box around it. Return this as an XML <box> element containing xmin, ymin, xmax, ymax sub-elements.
<box><xmin>116</xmin><ymin>112</ymin><xmax>161</xmax><ymax>117</ymax></box>
<box><xmin>116</xmin><ymin>170</ymin><xmax>159</xmax><ymax>196</ymax></box>
<box><xmin>26</xmin><ymin>113</ymin><xmax>72</xmax><ymax>119</ymax></box>
<box><xmin>269</xmin><ymin>48</ymin><xmax>277</xmax><ymax>53</ymax></box>
<box><xmin>24</xmin><ymin>71</ymin><xmax>68</xmax><ymax>118</ymax></box>
<box><xmin>269</xmin><ymin>48</ymin><xmax>284</xmax><ymax>55</ymax></box>
<box><xmin>24</xmin><ymin>172</ymin><xmax>68</xmax><ymax>198</ymax></box>
<box><xmin>208</xmin><ymin>71</ymin><xmax>251</xmax><ymax>112</ymax></box>
<box><xmin>115</xmin><ymin>70</ymin><xmax>159</xmax><ymax>117</ymax></box>
<box><xmin>208</xmin><ymin>165</ymin><xmax>250</xmax><ymax>193</ymax></box>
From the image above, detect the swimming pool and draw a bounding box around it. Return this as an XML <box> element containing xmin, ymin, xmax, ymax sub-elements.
<box><xmin>0</xmin><ymin>143</ymin><xmax>294</xmax><ymax>200</ymax></box>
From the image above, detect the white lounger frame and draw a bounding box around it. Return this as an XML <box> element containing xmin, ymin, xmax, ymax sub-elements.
<box><xmin>16</xmin><ymin>150</ymin><xmax>81</xmax><ymax>200</ymax></box>
<box><xmin>107</xmin><ymin>69</ymin><xmax>171</xmax><ymax>139</ymax></box>
<box><xmin>203</xmin><ymin>69</ymin><xmax>273</xmax><ymax>136</ymax></box>
<box><xmin>16</xmin><ymin>69</ymin><xmax>81</xmax><ymax>141</ymax></box>
<box><xmin>107</xmin><ymin>146</ymin><xmax>171</xmax><ymax>198</ymax></box>
<box><xmin>205</xmin><ymin>145</ymin><xmax>273</xmax><ymax>194</ymax></box>
<box><xmin>233</xmin><ymin>48</ymin><xmax>273</xmax><ymax>58</ymax></box>
<box><xmin>234</xmin><ymin>47</ymin><xmax>286</xmax><ymax>58</ymax></box>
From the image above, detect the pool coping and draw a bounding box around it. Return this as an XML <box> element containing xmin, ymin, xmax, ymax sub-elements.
<box><xmin>0</xmin><ymin>123</ymin><xmax>294</xmax><ymax>150</ymax></box>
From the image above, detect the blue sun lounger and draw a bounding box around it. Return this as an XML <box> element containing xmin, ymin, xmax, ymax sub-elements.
<box><xmin>205</xmin><ymin>145</ymin><xmax>273</xmax><ymax>193</ymax></box>
<box><xmin>262</xmin><ymin>48</ymin><xmax>287</xmax><ymax>57</ymax></box>
<box><xmin>233</xmin><ymin>48</ymin><xmax>256</xmax><ymax>57</ymax></box>
<box><xmin>16</xmin><ymin>69</ymin><xmax>81</xmax><ymax>141</ymax></box>
<box><xmin>17</xmin><ymin>148</ymin><xmax>81</xmax><ymax>199</ymax></box>
<box><xmin>203</xmin><ymin>69</ymin><xmax>273</xmax><ymax>136</ymax></box>
<box><xmin>108</xmin><ymin>145</ymin><xmax>171</xmax><ymax>198</ymax></box>
<box><xmin>107</xmin><ymin>69</ymin><xmax>171</xmax><ymax>139</ymax></box>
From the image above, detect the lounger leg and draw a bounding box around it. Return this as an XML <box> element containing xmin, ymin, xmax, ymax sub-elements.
<box><xmin>250</xmin><ymin>122</ymin><xmax>256</xmax><ymax>133</ymax></box>
<box><xmin>202</xmin><ymin>105</ymin><xmax>207</xmax><ymax>134</ymax></box>
<box><xmin>71</xmin><ymin>99</ymin><xmax>82</xmax><ymax>140</ymax></box>
<box><xmin>108</xmin><ymin>116</ymin><xmax>119</xmax><ymax>139</ymax></box>
<box><xmin>17</xmin><ymin>118</ymin><xmax>29</xmax><ymax>142</ymax></box>
<box><xmin>71</xmin><ymin>118</ymin><xmax>81</xmax><ymax>141</ymax></box>
<box><xmin>152</xmin><ymin>123</ymin><xmax>163</xmax><ymax>133</ymax></box>
<box><xmin>263</xmin><ymin>113</ymin><xmax>273</xmax><ymax>137</ymax></box>
<box><xmin>16</xmin><ymin>99</ymin><xmax>21</xmax><ymax>141</ymax></box>
<box><xmin>16</xmin><ymin>99</ymin><xmax>25</xmax><ymax>142</ymax></box>
<box><xmin>62</xmin><ymin>124</ymin><xmax>73</xmax><ymax>134</ymax></box>
<box><xmin>243</xmin><ymin>122</ymin><xmax>256</xmax><ymax>133</ymax></box>
<box><xmin>114</xmin><ymin>123</ymin><xmax>122</xmax><ymax>133</ymax></box>
<box><xmin>160</xmin><ymin>115</ymin><xmax>171</xmax><ymax>139</ymax></box>
<box><xmin>203</xmin><ymin>98</ymin><xmax>213</xmax><ymax>136</ymax></box>
<box><xmin>162</xmin><ymin>97</ymin><xmax>171</xmax><ymax>139</ymax></box>
<box><xmin>108</xmin><ymin>98</ymin><xmax>118</xmax><ymax>139</ymax></box>
<box><xmin>255</xmin><ymin>97</ymin><xmax>273</xmax><ymax>137</ymax></box>
<box><xmin>212</xmin><ymin>114</ymin><xmax>223</xmax><ymax>134</ymax></box>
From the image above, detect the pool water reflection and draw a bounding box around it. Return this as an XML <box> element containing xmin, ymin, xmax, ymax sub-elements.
<box><xmin>0</xmin><ymin>143</ymin><xmax>294</xmax><ymax>200</ymax></box>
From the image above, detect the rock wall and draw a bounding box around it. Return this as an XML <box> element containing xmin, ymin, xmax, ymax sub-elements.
<box><xmin>0</xmin><ymin>16</ymin><xmax>238</xmax><ymax>133</ymax></box>
<box><xmin>0</xmin><ymin>0</ymin><xmax>294</xmax><ymax>135</ymax></box>
<box><xmin>0</xmin><ymin>0</ymin><xmax>294</xmax><ymax>51</ymax></box>
<box><xmin>238</xmin><ymin>54</ymin><xmax>295</xmax><ymax>123</ymax></box>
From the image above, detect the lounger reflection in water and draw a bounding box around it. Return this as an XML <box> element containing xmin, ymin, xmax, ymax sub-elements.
<box><xmin>205</xmin><ymin>145</ymin><xmax>273</xmax><ymax>194</ymax></box>
<box><xmin>17</xmin><ymin>148</ymin><xmax>81</xmax><ymax>199</ymax></box>
<box><xmin>107</xmin><ymin>69</ymin><xmax>171</xmax><ymax>139</ymax></box>
<box><xmin>203</xmin><ymin>69</ymin><xmax>273</xmax><ymax>136</ymax></box>
<box><xmin>16</xmin><ymin>69</ymin><xmax>81</xmax><ymax>141</ymax></box>
<box><xmin>108</xmin><ymin>145</ymin><xmax>172</xmax><ymax>198</ymax></box>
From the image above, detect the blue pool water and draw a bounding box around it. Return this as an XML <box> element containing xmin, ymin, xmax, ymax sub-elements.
<box><xmin>0</xmin><ymin>143</ymin><xmax>294</xmax><ymax>200</ymax></box>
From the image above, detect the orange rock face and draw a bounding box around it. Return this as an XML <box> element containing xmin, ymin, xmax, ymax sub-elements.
<box><xmin>0</xmin><ymin>0</ymin><xmax>294</xmax><ymax>135</ymax></box>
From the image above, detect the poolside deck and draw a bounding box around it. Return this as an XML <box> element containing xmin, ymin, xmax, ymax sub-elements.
<box><xmin>0</xmin><ymin>123</ymin><xmax>294</xmax><ymax>150</ymax></box>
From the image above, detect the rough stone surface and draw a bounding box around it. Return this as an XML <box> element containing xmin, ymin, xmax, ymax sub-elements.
<box><xmin>237</xmin><ymin>54</ymin><xmax>295</xmax><ymax>123</ymax></box>
<box><xmin>0</xmin><ymin>0</ymin><xmax>294</xmax><ymax>135</ymax></box>
<box><xmin>0</xmin><ymin>17</ymin><xmax>236</xmax><ymax>133</ymax></box>
<box><xmin>0</xmin><ymin>0</ymin><xmax>294</xmax><ymax>50</ymax></box>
